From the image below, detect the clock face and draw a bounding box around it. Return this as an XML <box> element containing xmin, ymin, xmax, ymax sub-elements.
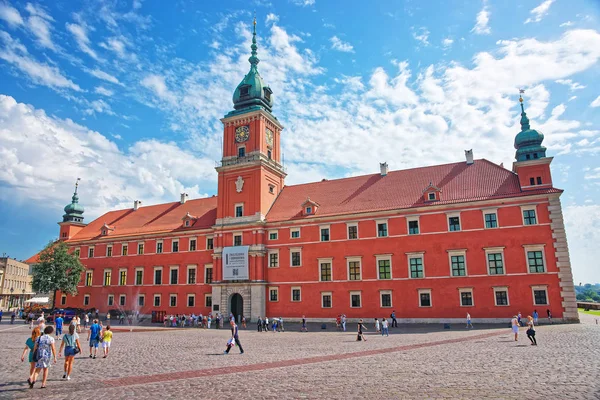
<box><xmin>266</xmin><ymin>128</ymin><xmax>273</xmax><ymax>146</ymax></box>
<box><xmin>235</xmin><ymin>125</ymin><xmax>250</xmax><ymax>143</ymax></box>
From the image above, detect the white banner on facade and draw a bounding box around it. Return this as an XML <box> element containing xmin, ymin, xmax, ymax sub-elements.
<box><xmin>222</xmin><ymin>246</ymin><xmax>249</xmax><ymax>280</ymax></box>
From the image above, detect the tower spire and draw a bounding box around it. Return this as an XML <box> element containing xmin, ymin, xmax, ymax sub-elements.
<box><xmin>519</xmin><ymin>89</ymin><xmax>530</xmax><ymax>131</ymax></box>
<box><xmin>249</xmin><ymin>15</ymin><xmax>259</xmax><ymax>69</ymax></box>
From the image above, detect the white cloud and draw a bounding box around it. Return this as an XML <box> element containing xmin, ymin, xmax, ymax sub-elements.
<box><xmin>209</xmin><ymin>40</ymin><xmax>220</xmax><ymax>50</ymax></box>
<box><xmin>555</xmin><ymin>79</ymin><xmax>585</xmax><ymax>91</ymax></box>
<box><xmin>442</xmin><ymin>38</ymin><xmax>454</xmax><ymax>48</ymax></box>
<box><xmin>27</xmin><ymin>15</ymin><xmax>55</xmax><ymax>50</ymax></box>
<box><xmin>472</xmin><ymin>5</ymin><xmax>491</xmax><ymax>35</ymax></box>
<box><xmin>590</xmin><ymin>96</ymin><xmax>600</xmax><ymax>108</ymax></box>
<box><xmin>94</xmin><ymin>86</ymin><xmax>114</xmax><ymax>97</ymax></box>
<box><xmin>330</xmin><ymin>36</ymin><xmax>354</xmax><ymax>53</ymax></box>
<box><xmin>291</xmin><ymin>0</ymin><xmax>315</xmax><ymax>6</ymax></box>
<box><xmin>0</xmin><ymin>3</ymin><xmax>24</xmax><ymax>27</ymax></box>
<box><xmin>564</xmin><ymin>204</ymin><xmax>600</xmax><ymax>283</ymax></box>
<box><xmin>525</xmin><ymin>0</ymin><xmax>555</xmax><ymax>24</ymax></box>
<box><xmin>66</xmin><ymin>22</ymin><xmax>99</xmax><ymax>60</ymax></box>
<box><xmin>141</xmin><ymin>74</ymin><xmax>177</xmax><ymax>104</ymax></box>
<box><xmin>87</xmin><ymin>68</ymin><xmax>122</xmax><ymax>85</ymax></box>
<box><xmin>412</xmin><ymin>27</ymin><xmax>430</xmax><ymax>46</ymax></box>
<box><xmin>0</xmin><ymin>31</ymin><xmax>81</xmax><ymax>92</ymax></box>
<box><xmin>99</xmin><ymin>36</ymin><xmax>136</xmax><ymax>61</ymax></box>
<box><xmin>560</xmin><ymin>21</ymin><xmax>573</xmax><ymax>27</ymax></box>
<box><xmin>84</xmin><ymin>99</ymin><xmax>115</xmax><ymax>116</ymax></box>
<box><xmin>265</xmin><ymin>13</ymin><xmax>279</xmax><ymax>24</ymax></box>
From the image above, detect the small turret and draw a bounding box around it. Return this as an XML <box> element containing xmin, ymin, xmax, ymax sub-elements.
<box><xmin>62</xmin><ymin>178</ymin><xmax>84</xmax><ymax>223</ymax></box>
<box><xmin>514</xmin><ymin>94</ymin><xmax>546</xmax><ymax>162</ymax></box>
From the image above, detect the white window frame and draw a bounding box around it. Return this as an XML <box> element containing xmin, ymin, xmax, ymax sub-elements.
<box><xmin>318</xmin><ymin>258</ymin><xmax>333</xmax><ymax>282</ymax></box>
<box><xmin>268</xmin><ymin>230</ymin><xmax>279</xmax><ymax>241</ymax></box>
<box><xmin>83</xmin><ymin>295</ymin><xmax>90</xmax><ymax>306</ymax></box>
<box><xmin>103</xmin><ymin>269</ymin><xmax>112</xmax><ymax>286</ymax></box>
<box><xmin>458</xmin><ymin>288</ymin><xmax>474</xmax><ymax>307</ymax></box>
<box><xmin>85</xmin><ymin>270</ymin><xmax>93</xmax><ymax>286</ymax></box>
<box><xmin>106</xmin><ymin>245</ymin><xmax>113</xmax><ymax>257</ymax></box>
<box><xmin>521</xmin><ymin>205</ymin><xmax>538</xmax><ymax>226</ymax></box>
<box><xmin>376</xmin><ymin>219</ymin><xmax>389</xmax><ymax>237</ymax></box>
<box><xmin>406</xmin><ymin>252</ymin><xmax>425</xmax><ymax>279</ymax></box>
<box><xmin>291</xmin><ymin>286</ymin><xmax>302</xmax><ymax>302</ymax></box>
<box><xmin>484</xmin><ymin>247</ymin><xmax>506</xmax><ymax>275</ymax></box>
<box><xmin>107</xmin><ymin>294</ymin><xmax>114</xmax><ymax>306</ymax></box>
<box><xmin>268</xmin><ymin>250</ymin><xmax>279</xmax><ymax>268</ymax></box>
<box><xmin>446</xmin><ymin>212</ymin><xmax>461</xmax><ymax>232</ymax></box>
<box><xmin>269</xmin><ymin>286</ymin><xmax>279</xmax><ymax>302</ymax></box>
<box><xmin>350</xmin><ymin>291</ymin><xmax>362</xmax><ymax>308</ymax></box>
<box><xmin>346</xmin><ymin>256</ymin><xmax>362</xmax><ymax>281</ymax></box>
<box><xmin>406</xmin><ymin>215</ymin><xmax>420</xmax><ymax>235</ymax></box>
<box><xmin>119</xmin><ymin>294</ymin><xmax>126</xmax><ymax>307</ymax></box>
<box><xmin>60</xmin><ymin>294</ymin><xmax>67</xmax><ymax>305</ymax></box>
<box><xmin>153</xmin><ymin>266</ymin><xmax>163</xmax><ymax>285</ymax></box>
<box><xmin>204</xmin><ymin>264</ymin><xmax>213</xmax><ymax>284</ymax></box>
<box><xmin>187</xmin><ymin>294</ymin><xmax>195</xmax><ymax>307</ymax></box>
<box><xmin>321</xmin><ymin>291</ymin><xmax>332</xmax><ymax>308</ymax></box>
<box><xmin>206</xmin><ymin>236</ymin><xmax>214</xmax><ymax>250</ymax></box>
<box><xmin>523</xmin><ymin>244</ymin><xmax>547</xmax><ymax>274</ymax></box>
<box><xmin>290</xmin><ymin>228</ymin><xmax>301</xmax><ymax>239</ymax></box>
<box><xmin>156</xmin><ymin>240</ymin><xmax>163</xmax><ymax>254</ymax></box>
<box><xmin>138</xmin><ymin>294</ymin><xmax>145</xmax><ymax>307</ymax></box>
<box><xmin>171</xmin><ymin>239</ymin><xmax>179</xmax><ymax>253</ymax></box>
<box><xmin>418</xmin><ymin>289</ymin><xmax>432</xmax><ymax>308</ymax></box>
<box><xmin>233</xmin><ymin>233</ymin><xmax>243</xmax><ymax>246</ymax></box>
<box><xmin>187</xmin><ymin>265</ymin><xmax>197</xmax><ymax>284</ymax></box>
<box><xmin>493</xmin><ymin>286</ymin><xmax>510</xmax><ymax>306</ymax></box>
<box><xmin>234</xmin><ymin>203</ymin><xmax>244</xmax><ymax>218</ymax></box>
<box><xmin>380</xmin><ymin>290</ymin><xmax>393</xmax><ymax>308</ymax></box>
<box><xmin>448</xmin><ymin>249</ymin><xmax>468</xmax><ymax>277</ymax></box>
<box><xmin>118</xmin><ymin>268</ymin><xmax>127</xmax><ymax>286</ymax></box>
<box><xmin>346</xmin><ymin>222</ymin><xmax>359</xmax><ymax>240</ymax></box>
<box><xmin>153</xmin><ymin>294</ymin><xmax>161</xmax><ymax>307</ymax></box>
<box><xmin>134</xmin><ymin>267</ymin><xmax>144</xmax><ymax>285</ymax></box>
<box><xmin>169</xmin><ymin>265</ymin><xmax>179</xmax><ymax>285</ymax></box>
<box><xmin>531</xmin><ymin>285</ymin><xmax>549</xmax><ymax>306</ymax></box>
<box><xmin>121</xmin><ymin>243</ymin><xmax>128</xmax><ymax>256</ymax></box>
<box><xmin>205</xmin><ymin>294</ymin><xmax>212</xmax><ymax>308</ymax></box>
<box><xmin>184</xmin><ymin>220</ymin><xmax>190</xmax><ymax>227</ymax></box>
<box><xmin>319</xmin><ymin>224</ymin><xmax>331</xmax><ymax>242</ymax></box>
<box><xmin>88</xmin><ymin>246</ymin><xmax>95</xmax><ymax>258</ymax></box>
<box><xmin>189</xmin><ymin>237</ymin><xmax>197</xmax><ymax>251</ymax></box>
<box><xmin>137</xmin><ymin>241</ymin><xmax>144</xmax><ymax>255</ymax></box>
<box><xmin>169</xmin><ymin>294</ymin><xmax>177</xmax><ymax>307</ymax></box>
<box><xmin>237</xmin><ymin>144</ymin><xmax>246</xmax><ymax>158</ymax></box>
<box><xmin>290</xmin><ymin>247</ymin><xmax>302</xmax><ymax>267</ymax></box>
<box><xmin>375</xmin><ymin>254</ymin><xmax>393</xmax><ymax>280</ymax></box>
<box><xmin>482</xmin><ymin>208</ymin><xmax>499</xmax><ymax>229</ymax></box>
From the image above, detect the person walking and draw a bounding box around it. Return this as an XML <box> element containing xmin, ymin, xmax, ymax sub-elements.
<box><xmin>257</xmin><ymin>316</ymin><xmax>262</xmax><ymax>332</ymax></box>
<box><xmin>207</xmin><ymin>314</ymin><xmax>212</xmax><ymax>329</ymax></box>
<box><xmin>28</xmin><ymin>326</ymin><xmax>57</xmax><ymax>389</ymax></box>
<box><xmin>391</xmin><ymin>310</ymin><xmax>398</xmax><ymax>328</ymax></box>
<box><xmin>341</xmin><ymin>314</ymin><xmax>347</xmax><ymax>332</ymax></box>
<box><xmin>547</xmin><ymin>309</ymin><xmax>552</xmax><ymax>324</ymax></box>
<box><xmin>374</xmin><ymin>318</ymin><xmax>380</xmax><ymax>333</ymax></box>
<box><xmin>279</xmin><ymin>317</ymin><xmax>284</xmax><ymax>332</ymax></box>
<box><xmin>11</xmin><ymin>311</ymin><xmax>16</xmax><ymax>324</ymax></box>
<box><xmin>533</xmin><ymin>310</ymin><xmax>539</xmax><ymax>325</ymax></box>
<box><xmin>242</xmin><ymin>316</ymin><xmax>246</xmax><ymax>329</ymax></box>
<box><xmin>54</xmin><ymin>314</ymin><xmax>64</xmax><ymax>340</ymax></box>
<box><xmin>263</xmin><ymin>317</ymin><xmax>269</xmax><ymax>332</ymax></box>
<box><xmin>517</xmin><ymin>312</ymin><xmax>522</xmax><ymax>327</ymax></box>
<box><xmin>59</xmin><ymin>324</ymin><xmax>81</xmax><ymax>380</ymax></box>
<box><xmin>381</xmin><ymin>317</ymin><xmax>389</xmax><ymax>337</ymax></box>
<box><xmin>356</xmin><ymin>319</ymin><xmax>368</xmax><ymax>342</ymax></box>
<box><xmin>84</xmin><ymin>314</ymin><xmax>89</xmax><ymax>331</ymax></box>
<box><xmin>21</xmin><ymin>327</ymin><xmax>41</xmax><ymax>379</ymax></box>
<box><xmin>0</xmin><ymin>309</ymin><xmax>3</xmax><ymax>323</ymax></box>
<box><xmin>224</xmin><ymin>320</ymin><xmax>244</xmax><ymax>354</ymax></box>
<box><xmin>101</xmin><ymin>326</ymin><xmax>113</xmax><ymax>358</ymax></box>
<box><xmin>511</xmin><ymin>315</ymin><xmax>520</xmax><ymax>341</ymax></box>
<box><xmin>466</xmin><ymin>313</ymin><xmax>473</xmax><ymax>329</ymax></box>
<box><xmin>526</xmin><ymin>316</ymin><xmax>537</xmax><ymax>346</ymax></box>
<box><xmin>301</xmin><ymin>315</ymin><xmax>307</xmax><ymax>332</ymax></box>
<box><xmin>87</xmin><ymin>319</ymin><xmax>102</xmax><ymax>359</ymax></box>
<box><xmin>216</xmin><ymin>314</ymin><xmax>221</xmax><ymax>329</ymax></box>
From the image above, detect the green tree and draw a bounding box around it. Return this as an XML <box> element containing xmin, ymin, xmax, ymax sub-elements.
<box><xmin>32</xmin><ymin>241</ymin><xmax>85</xmax><ymax>309</ymax></box>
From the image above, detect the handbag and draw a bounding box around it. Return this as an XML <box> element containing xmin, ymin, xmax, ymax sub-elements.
<box><xmin>526</xmin><ymin>328</ymin><xmax>535</xmax><ymax>335</ymax></box>
<box><xmin>32</xmin><ymin>338</ymin><xmax>40</xmax><ymax>362</ymax></box>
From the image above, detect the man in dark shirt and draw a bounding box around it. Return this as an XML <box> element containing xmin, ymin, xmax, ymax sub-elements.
<box><xmin>224</xmin><ymin>320</ymin><xmax>244</xmax><ymax>354</ymax></box>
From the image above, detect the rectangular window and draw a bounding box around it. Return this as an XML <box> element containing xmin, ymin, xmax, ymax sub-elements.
<box><xmin>205</xmin><ymin>295</ymin><xmax>212</xmax><ymax>307</ymax></box>
<box><xmin>156</xmin><ymin>242</ymin><xmax>163</xmax><ymax>254</ymax></box>
<box><xmin>154</xmin><ymin>295</ymin><xmax>161</xmax><ymax>307</ymax></box>
<box><xmin>85</xmin><ymin>271</ymin><xmax>93</xmax><ymax>287</ymax></box>
<box><xmin>238</xmin><ymin>147</ymin><xmax>245</xmax><ymax>157</ymax></box>
<box><xmin>269</xmin><ymin>231</ymin><xmax>278</xmax><ymax>240</ymax></box>
<box><xmin>205</xmin><ymin>266</ymin><xmax>213</xmax><ymax>284</ymax></box>
<box><xmin>290</xmin><ymin>229</ymin><xmax>300</xmax><ymax>239</ymax></box>
<box><xmin>320</xmin><ymin>262</ymin><xmax>332</xmax><ymax>282</ymax></box>
<box><xmin>408</xmin><ymin>220</ymin><xmax>419</xmax><ymax>235</ymax></box>
<box><xmin>485</xmin><ymin>213</ymin><xmax>498</xmax><ymax>228</ymax></box>
<box><xmin>206</xmin><ymin>238</ymin><xmax>214</xmax><ymax>250</ymax></box>
<box><xmin>83</xmin><ymin>295</ymin><xmax>90</xmax><ymax>306</ymax></box>
<box><xmin>107</xmin><ymin>295</ymin><xmax>114</xmax><ymax>306</ymax></box>
<box><xmin>378</xmin><ymin>259</ymin><xmax>391</xmax><ymax>279</ymax></box>
<box><xmin>170</xmin><ymin>295</ymin><xmax>177</xmax><ymax>307</ymax></box>
<box><xmin>187</xmin><ymin>295</ymin><xmax>195</xmax><ymax>307</ymax></box>
<box><xmin>154</xmin><ymin>268</ymin><xmax>162</xmax><ymax>285</ymax></box>
<box><xmin>350</xmin><ymin>292</ymin><xmax>361</xmax><ymax>308</ymax></box>
<box><xmin>269</xmin><ymin>253</ymin><xmax>279</xmax><ymax>268</ymax></box>
<box><xmin>409</xmin><ymin>257</ymin><xmax>424</xmax><ymax>278</ymax></box>
<box><xmin>138</xmin><ymin>295</ymin><xmax>145</xmax><ymax>307</ymax></box>
<box><xmin>235</xmin><ymin>205</ymin><xmax>243</xmax><ymax>217</ymax></box>
<box><xmin>170</xmin><ymin>268</ymin><xmax>178</xmax><ymax>285</ymax></box>
<box><xmin>188</xmin><ymin>267</ymin><xmax>196</xmax><ymax>284</ymax></box>
<box><xmin>234</xmin><ymin>235</ymin><xmax>242</xmax><ymax>246</ymax></box>
<box><xmin>269</xmin><ymin>288</ymin><xmax>278</xmax><ymax>302</ymax></box>
<box><xmin>107</xmin><ymin>246</ymin><xmax>113</xmax><ymax>257</ymax></box>
<box><xmin>530</xmin><ymin>177</ymin><xmax>535</xmax><ymax>185</ymax></box>
<box><xmin>88</xmin><ymin>247</ymin><xmax>94</xmax><ymax>258</ymax></box>
<box><xmin>537</xmin><ymin>177</ymin><xmax>542</xmax><ymax>185</ymax></box>
<box><xmin>348</xmin><ymin>261</ymin><xmax>361</xmax><ymax>280</ymax></box>
<box><xmin>138</xmin><ymin>243</ymin><xmax>144</xmax><ymax>255</ymax></box>
<box><xmin>451</xmin><ymin>255</ymin><xmax>466</xmax><ymax>276</ymax></box>
<box><xmin>487</xmin><ymin>253</ymin><xmax>504</xmax><ymax>275</ymax></box>
<box><xmin>292</xmin><ymin>288</ymin><xmax>301</xmax><ymax>302</ymax></box>
<box><xmin>347</xmin><ymin>225</ymin><xmax>358</xmax><ymax>239</ymax></box>
<box><xmin>321</xmin><ymin>293</ymin><xmax>332</xmax><ymax>308</ymax></box>
<box><xmin>495</xmin><ymin>290</ymin><xmax>508</xmax><ymax>306</ymax></box>
<box><xmin>74</xmin><ymin>249</ymin><xmax>80</xmax><ymax>258</ymax></box>
<box><xmin>135</xmin><ymin>269</ymin><xmax>143</xmax><ymax>285</ymax></box>
<box><xmin>103</xmin><ymin>270</ymin><xmax>111</xmax><ymax>286</ymax></box>
<box><xmin>119</xmin><ymin>295</ymin><xmax>126</xmax><ymax>306</ymax></box>
<box><xmin>61</xmin><ymin>295</ymin><xmax>66</xmax><ymax>305</ymax></box>
<box><xmin>122</xmin><ymin>244</ymin><xmax>128</xmax><ymax>256</ymax></box>
<box><xmin>533</xmin><ymin>289</ymin><xmax>548</xmax><ymax>305</ymax></box>
<box><xmin>172</xmin><ymin>240</ymin><xmax>179</xmax><ymax>252</ymax></box>
<box><xmin>189</xmin><ymin>239</ymin><xmax>196</xmax><ymax>251</ymax></box>
<box><xmin>119</xmin><ymin>270</ymin><xmax>127</xmax><ymax>286</ymax></box>
<box><xmin>320</xmin><ymin>227</ymin><xmax>330</xmax><ymax>242</ymax></box>
<box><xmin>381</xmin><ymin>292</ymin><xmax>392</xmax><ymax>308</ymax></box>
<box><xmin>523</xmin><ymin>209</ymin><xmax>537</xmax><ymax>225</ymax></box>
<box><xmin>291</xmin><ymin>251</ymin><xmax>301</xmax><ymax>267</ymax></box>
<box><xmin>448</xmin><ymin>216</ymin><xmax>461</xmax><ymax>231</ymax></box>
<box><xmin>527</xmin><ymin>251</ymin><xmax>545</xmax><ymax>273</ymax></box>
<box><xmin>460</xmin><ymin>291</ymin><xmax>473</xmax><ymax>306</ymax></box>
<box><xmin>377</xmin><ymin>222</ymin><xmax>388</xmax><ymax>237</ymax></box>
<box><xmin>419</xmin><ymin>291</ymin><xmax>431</xmax><ymax>307</ymax></box>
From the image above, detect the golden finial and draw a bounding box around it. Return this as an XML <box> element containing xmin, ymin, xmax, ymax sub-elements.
<box><xmin>519</xmin><ymin>88</ymin><xmax>525</xmax><ymax>103</ymax></box>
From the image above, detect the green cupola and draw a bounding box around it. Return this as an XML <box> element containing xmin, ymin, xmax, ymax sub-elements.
<box><xmin>514</xmin><ymin>95</ymin><xmax>546</xmax><ymax>162</ymax></box>
<box><xmin>62</xmin><ymin>179</ymin><xmax>84</xmax><ymax>223</ymax></box>
<box><xmin>228</xmin><ymin>18</ymin><xmax>274</xmax><ymax>116</ymax></box>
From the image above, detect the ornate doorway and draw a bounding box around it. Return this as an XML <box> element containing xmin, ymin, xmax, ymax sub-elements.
<box><xmin>230</xmin><ymin>293</ymin><xmax>243</xmax><ymax>323</ymax></box>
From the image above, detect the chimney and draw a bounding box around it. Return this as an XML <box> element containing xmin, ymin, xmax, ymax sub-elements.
<box><xmin>465</xmin><ymin>149</ymin><xmax>474</xmax><ymax>165</ymax></box>
<box><xmin>180</xmin><ymin>193</ymin><xmax>188</xmax><ymax>204</ymax></box>
<box><xmin>133</xmin><ymin>200</ymin><xmax>142</xmax><ymax>210</ymax></box>
<box><xmin>380</xmin><ymin>162</ymin><xmax>389</xmax><ymax>176</ymax></box>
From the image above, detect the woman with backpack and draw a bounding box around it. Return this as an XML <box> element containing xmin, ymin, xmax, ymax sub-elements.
<box><xmin>28</xmin><ymin>326</ymin><xmax>57</xmax><ymax>388</ymax></box>
<box><xmin>59</xmin><ymin>324</ymin><xmax>82</xmax><ymax>380</ymax></box>
<box><xmin>21</xmin><ymin>327</ymin><xmax>41</xmax><ymax>378</ymax></box>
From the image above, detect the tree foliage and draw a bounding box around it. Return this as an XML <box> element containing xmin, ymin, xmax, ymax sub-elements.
<box><xmin>575</xmin><ymin>283</ymin><xmax>600</xmax><ymax>302</ymax></box>
<box><xmin>32</xmin><ymin>241</ymin><xmax>84</xmax><ymax>306</ymax></box>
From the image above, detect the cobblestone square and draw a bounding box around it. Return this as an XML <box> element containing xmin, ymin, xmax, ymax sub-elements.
<box><xmin>0</xmin><ymin>314</ymin><xmax>598</xmax><ymax>399</ymax></box>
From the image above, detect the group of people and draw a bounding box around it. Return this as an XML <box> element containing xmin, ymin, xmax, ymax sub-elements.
<box><xmin>163</xmin><ymin>312</ymin><xmax>236</xmax><ymax>329</ymax></box>
<box><xmin>0</xmin><ymin>309</ymin><xmax>18</xmax><ymax>324</ymax></box>
<box><xmin>256</xmin><ymin>316</ymin><xmax>284</xmax><ymax>332</ymax></box>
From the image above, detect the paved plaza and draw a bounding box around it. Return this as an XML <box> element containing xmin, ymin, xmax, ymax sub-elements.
<box><xmin>0</xmin><ymin>314</ymin><xmax>599</xmax><ymax>399</ymax></box>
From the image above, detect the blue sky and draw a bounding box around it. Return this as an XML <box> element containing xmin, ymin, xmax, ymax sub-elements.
<box><xmin>0</xmin><ymin>0</ymin><xmax>599</xmax><ymax>283</ymax></box>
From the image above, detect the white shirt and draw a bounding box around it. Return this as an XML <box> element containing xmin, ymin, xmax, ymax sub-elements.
<box><xmin>382</xmin><ymin>320</ymin><xmax>389</xmax><ymax>328</ymax></box>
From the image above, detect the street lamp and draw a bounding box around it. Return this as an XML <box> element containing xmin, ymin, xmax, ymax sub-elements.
<box><xmin>9</xmin><ymin>287</ymin><xmax>14</xmax><ymax>309</ymax></box>
<box><xmin>21</xmin><ymin>289</ymin><xmax>25</xmax><ymax>308</ymax></box>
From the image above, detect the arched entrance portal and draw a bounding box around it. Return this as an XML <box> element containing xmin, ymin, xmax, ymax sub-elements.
<box><xmin>230</xmin><ymin>293</ymin><xmax>243</xmax><ymax>323</ymax></box>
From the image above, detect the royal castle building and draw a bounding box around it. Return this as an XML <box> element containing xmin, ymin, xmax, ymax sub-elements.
<box><xmin>30</xmin><ymin>22</ymin><xmax>578</xmax><ymax>323</ymax></box>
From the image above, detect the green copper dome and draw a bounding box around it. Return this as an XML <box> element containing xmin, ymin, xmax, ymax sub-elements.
<box><xmin>514</xmin><ymin>99</ymin><xmax>546</xmax><ymax>162</ymax></box>
<box><xmin>62</xmin><ymin>181</ymin><xmax>85</xmax><ymax>223</ymax></box>
<box><xmin>230</xmin><ymin>19</ymin><xmax>274</xmax><ymax>114</ymax></box>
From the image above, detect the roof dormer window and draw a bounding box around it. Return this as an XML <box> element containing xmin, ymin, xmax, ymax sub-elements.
<box><xmin>240</xmin><ymin>86</ymin><xmax>250</xmax><ymax>97</ymax></box>
<box><xmin>301</xmin><ymin>197</ymin><xmax>319</xmax><ymax>216</ymax></box>
<box><xmin>264</xmin><ymin>88</ymin><xmax>271</xmax><ymax>101</ymax></box>
<box><xmin>182</xmin><ymin>212</ymin><xmax>197</xmax><ymax>228</ymax></box>
<box><xmin>101</xmin><ymin>223</ymin><xmax>115</xmax><ymax>236</ymax></box>
<box><xmin>422</xmin><ymin>182</ymin><xmax>441</xmax><ymax>202</ymax></box>
<box><xmin>428</xmin><ymin>192</ymin><xmax>436</xmax><ymax>201</ymax></box>
<box><xmin>306</xmin><ymin>206</ymin><xmax>312</xmax><ymax>214</ymax></box>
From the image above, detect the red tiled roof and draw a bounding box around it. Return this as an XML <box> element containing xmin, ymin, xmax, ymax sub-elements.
<box><xmin>266</xmin><ymin>159</ymin><xmax>562</xmax><ymax>222</ymax></box>
<box><xmin>69</xmin><ymin>197</ymin><xmax>218</xmax><ymax>242</ymax></box>
<box><xmin>25</xmin><ymin>252</ymin><xmax>41</xmax><ymax>264</ymax></box>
